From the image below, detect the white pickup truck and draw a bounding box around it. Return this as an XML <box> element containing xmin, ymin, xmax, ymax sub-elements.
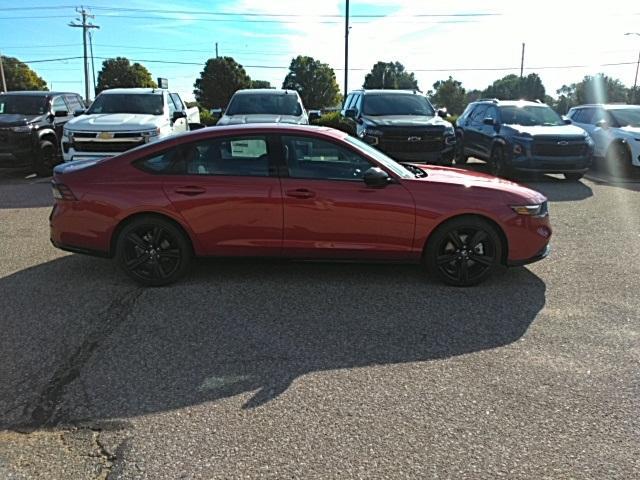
<box><xmin>61</xmin><ymin>88</ymin><xmax>200</xmax><ymax>162</ymax></box>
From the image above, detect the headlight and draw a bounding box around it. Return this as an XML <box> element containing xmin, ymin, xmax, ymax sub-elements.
<box><xmin>360</xmin><ymin>128</ymin><xmax>383</xmax><ymax>137</ymax></box>
<box><xmin>510</xmin><ymin>201</ymin><xmax>548</xmax><ymax>217</ymax></box>
<box><xmin>585</xmin><ymin>136</ymin><xmax>595</xmax><ymax>147</ymax></box>
<box><xmin>141</xmin><ymin>128</ymin><xmax>160</xmax><ymax>137</ymax></box>
<box><xmin>444</xmin><ymin>126</ymin><xmax>455</xmax><ymax>136</ymax></box>
<box><xmin>11</xmin><ymin>125</ymin><xmax>33</xmax><ymax>133</ymax></box>
<box><xmin>513</xmin><ymin>143</ymin><xmax>524</xmax><ymax>155</ymax></box>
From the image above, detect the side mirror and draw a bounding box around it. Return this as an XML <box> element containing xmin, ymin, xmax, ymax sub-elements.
<box><xmin>172</xmin><ymin>110</ymin><xmax>187</xmax><ymax>122</ymax></box>
<box><xmin>54</xmin><ymin>110</ymin><xmax>68</xmax><ymax>118</ymax></box>
<box><xmin>437</xmin><ymin>108</ymin><xmax>448</xmax><ymax>119</ymax></box>
<box><xmin>308</xmin><ymin>110</ymin><xmax>321</xmax><ymax>122</ymax></box>
<box><xmin>363</xmin><ymin>167</ymin><xmax>391</xmax><ymax>188</ymax></box>
<box><xmin>73</xmin><ymin>109</ymin><xmax>85</xmax><ymax>117</ymax></box>
<box><xmin>563</xmin><ymin>117</ymin><xmax>572</xmax><ymax>125</ymax></box>
<box><xmin>344</xmin><ymin>108</ymin><xmax>357</xmax><ymax>119</ymax></box>
<box><xmin>483</xmin><ymin>117</ymin><xmax>497</xmax><ymax>126</ymax></box>
<box><xmin>188</xmin><ymin>122</ymin><xmax>205</xmax><ymax>131</ymax></box>
<box><xmin>596</xmin><ymin>119</ymin><xmax>609</xmax><ymax>129</ymax></box>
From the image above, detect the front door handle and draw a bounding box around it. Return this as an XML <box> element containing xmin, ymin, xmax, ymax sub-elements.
<box><xmin>285</xmin><ymin>188</ymin><xmax>315</xmax><ymax>199</ymax></box>
<box><xmin>174</xmin><ymin>186</ymin><xmax>206</xmax><ymax>196</ymax></box>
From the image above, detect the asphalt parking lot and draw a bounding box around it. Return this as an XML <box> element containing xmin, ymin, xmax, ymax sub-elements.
<box><xmin>0</xmin><ymin>165</ymin><xmax>639</xmax><ymax>479</ymax></box>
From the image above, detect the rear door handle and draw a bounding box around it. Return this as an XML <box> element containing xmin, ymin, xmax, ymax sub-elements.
<box><xmin>285</xmin><ymin>188</ymin><xmax>315</xmax><ymax>199</ymax></box>
<box><xmin>174</xmin><ymin>186</ymin><xmax>206</xmax><ymax>196</ymax></box>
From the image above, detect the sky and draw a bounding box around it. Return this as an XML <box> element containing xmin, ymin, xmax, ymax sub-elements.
<box><xmin>1</xmin><ymin>0</ymin><xmax>640</xmax><ymax>103</ymax></box>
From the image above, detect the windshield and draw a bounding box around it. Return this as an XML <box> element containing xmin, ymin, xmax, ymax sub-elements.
<box><xmin>87</xmin><ymin>93</ymin><xmax>164</xmax><ymax>115</ymax></box>
<box><xmin>499</xmin><ymin>105</ymin><xmax>564</xmax><ymax>126</ymax></box>
<box><xmin>345</xmin><ymin>136</ymin><xmax>413</xmax><ymax>179</ymax></box>
<box><xmin>362</xmin><ymin>94</ymin><xmax>435</xmax><ymax>116</ymax></box>
<box><xmin>0</xmin><ymin>95</ymin><xmax>48</xmax><ymax>115</ymax></box>
<box><xmin>226</xmin><ymin>93</ymin><xmax>303</xmax><ymax>116</ymax></box>
<box><xmin>609</xmin><ymin>108</ymin><xmax>640</xmax><ymax>128</ymax></box>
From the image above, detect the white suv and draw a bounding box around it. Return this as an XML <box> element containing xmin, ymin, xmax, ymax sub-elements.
<box><xmin>216</xmin><ymin>89</ymin><xmax>308</xmax><ymax>126</ymax></box>
<box><xmin>567</xmin><ymin>104</ymin><xmax>640</xmax><ymax>173</ymax></box>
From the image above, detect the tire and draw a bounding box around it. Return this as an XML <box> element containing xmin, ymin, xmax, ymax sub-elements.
<box><xmin>605</xmin><ymin>142</ymin><xmax>633</xmax><ymax>178</ymax></box>
<box><xmin>489</xmin><ymin>145</ymin><xmax>506</xmax><ymax>177</ymax></box>
<box><xmin>34</xmin><ymin>140</ymin><xmax>57</xmax><ymax>177</ymax></box>
<box><xmin>454</xmin><ymin>134</ymin><xmax>468</xmax><ymax>164</ymax></box>
<box><xmin>564</xmin><ymin>173</ymin><xmax>584</xmax><ymax>181</ymax></box>
<box><xmin>116</xmin><ymin>216</ymin><xmax>192</xmax><ymax>286</ymax></box>
<box><xmin>425</xmin><ymin>216</ymin><xmax>502</xmax><ymax>287</ymax></box>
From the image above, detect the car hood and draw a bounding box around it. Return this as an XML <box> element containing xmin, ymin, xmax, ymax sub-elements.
<box><xmin>414</xmin><ymin>165</ymin><xmax>546</xmax><ymax>204</ymax></box>
<box><xmin>65</xmin><ymin>113</ymin><xmax>165</xmax><ymax>131</ymax></box>
<box><xmin>618</xmin><ymin>126</ymin><xmax>640</xmax><ymax>136</ymax></box>
<box><xmin>217</xmin><ymin>114</ymin><xmax>306</xmax><ymax>125</ymax></box>
<box><xmin>0</xmin><ymin>113</ymin><xmax>44</xmax><ymax>127</ymax></box>
<box><xmin>362</xmin><ymin>115</ymin><xmax>451</xmax><ymax>128</ymax></box>
<box><xmin>505</xmin><ymin>124</ymin><xmax>587</xmax><ymax>138</ymax></box>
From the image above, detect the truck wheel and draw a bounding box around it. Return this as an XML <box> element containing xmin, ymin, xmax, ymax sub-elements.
<box><xmin>605</xmin><ymin>142</ymin><xmax>632</xmax><ymax>178</ymax></box>
<box><xmin>34</xmin><ymin>140</ymin><xmax>57</xmax><ymax>177</ymax></box>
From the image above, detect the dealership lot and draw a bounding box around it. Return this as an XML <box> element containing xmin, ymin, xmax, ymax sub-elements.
<box><xmin>0</xmin><ymin>167</ymin><xmax>639</xmax><ymax>478</ymax></box>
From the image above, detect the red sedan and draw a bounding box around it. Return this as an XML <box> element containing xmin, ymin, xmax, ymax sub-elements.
<box><xmin>50</xmin><ymin>124</ymin><xmax>551</xmax><ymax>286</ymax></box>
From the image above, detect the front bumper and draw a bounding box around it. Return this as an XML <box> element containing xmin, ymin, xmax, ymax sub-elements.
<box><xmin>507</xmin><ymin>243</ymin><xmax>550</xmax><ymax>267</ymax></box>
<box><xmin>509</xmin><ymin>155</ymin><xmax>592</xmax><ymax>174</ymax></box>
<box><xmin>0</xmin><ymin>131</ymin><xmax>36</xmax><ymax>167</ymax></box>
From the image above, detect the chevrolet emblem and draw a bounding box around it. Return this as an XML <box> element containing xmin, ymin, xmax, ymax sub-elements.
<box><xmin>407</xmin><ymin>136</ymin><xmax>422</xmax><ymax>142</ymax></box>
<box><xmin>97</xmin><ymin>132</ymin><xmax>114</xmax><ymax>140</ymax></box>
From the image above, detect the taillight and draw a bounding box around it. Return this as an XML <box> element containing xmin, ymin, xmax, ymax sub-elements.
<box><xmin>51</xmin><ymin>181</ymin><xmax>77</xmax><ymax>201</ymax></box>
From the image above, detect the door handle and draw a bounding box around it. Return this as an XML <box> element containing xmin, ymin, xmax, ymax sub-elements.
<box><xmin>285</xmin><ymin>188</ymin><xmax>315</xmax><ymax>199</ymax></box>
<box><xmin>174</xmin><ymin>186</ymin><xmax>206</xmax><ymax>196</ymax></box>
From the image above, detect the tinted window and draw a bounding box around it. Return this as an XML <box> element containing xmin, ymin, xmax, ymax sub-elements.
<box><xmin>282</xmin><ymin>135</ymin><xmax>373</xmax><ymax>181</ymax></box>
<box><xmin>485</xmin><ymin>106</ymin><xmax>498</xmax><ymax>121</ymax></box>
<box><xmin>362</xmin><ymin>94</ymin><xmax>435</xmax><ymax>116</ymax></box>
<box><xmin>226</xmin><ymin>93</ymin><xmax>302</xmax><ymax>116</ymax></box>
<box><xmin>609</xmin><ymin>108</ymin><xmax>640</xmax><ymax>127</ymax></box>
<box><xmin>343</xmin><ymin>93</ymin><xmax>354</xmax><ymax>110</ymax></box>
<box><xmin>87</xmin><ymin>94</ymin><xmax>164</xmax><ymax>115</ymax></box>
<box><xmin>469</xmin><ymin>105</ymin><xmax>488</xmax><ymax>124</ymax></box>
<box><xmin>0</xmin><ymin>95</ymin><xmax>49</xmax><ymax>115</ymax></box>
<box><xmin>52</xmin><ymin>96</ymin><xmax>69</xmax><ymax>114</ymax></box>
<box><xmin>569</xmin><ymin>109</ymin><xmax>585</xmax><ymax>123</ymax></box>
<box><xmin>139</xmin><ymin>136</ymin><xmax>270</xmax><ymax>177</ymax></box>
<box><xmin>65</xmin><ymin>95</ymin><xmax>83</xmax><ymax>111</ymax></box>
<box><xmin>499</xmin><ymin>105</ymin><xmax>564</xmax><ymax>126</ymax></box>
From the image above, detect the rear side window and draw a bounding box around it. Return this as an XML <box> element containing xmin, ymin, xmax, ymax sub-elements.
<box><xmin>137</xmin><ymin>136</ymin><xmax>271</xmax><ymax>177</ymax></box>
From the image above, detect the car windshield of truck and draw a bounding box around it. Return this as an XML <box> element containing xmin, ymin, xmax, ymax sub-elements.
<box><xmin>0</xmin><ymin>95</ymin><xmax>48</xmax><ymax>115</ymax></box>
<box><xmin>500</xmin><ymin>105</ymin><xmax>564</xmax><ymax>126</ymax></box>
<box><xmin>226</xmin><ymin>93</ymin><xmax>303</xmax><ymax>116</ymax></box>
<box><xmin>609</xmin><ymin>108</ymin><xmax>640</xmax><ymax>127</ymax></box>
<box><xmin>87</xmin><ymin>93</ymin><xmax>164</xmax><ymax>115</ymax></box>
<box><xmin>362</xmin><ymin>94</ymin><xmax>435</xmax><ymax>116</ymax></box>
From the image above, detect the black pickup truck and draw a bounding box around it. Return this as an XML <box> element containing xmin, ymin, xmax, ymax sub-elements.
<box><xmin>0</xmin><ymin>91</ymin><xmax>84</xmax><ymax>176</ymax></box>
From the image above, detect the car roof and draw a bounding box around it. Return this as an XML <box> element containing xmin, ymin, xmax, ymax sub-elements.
<box><xmin>99</xmin><ymin>88</ymin><xmax>163</xmax><ymax>95</ymax></box>
<box><xmin>349</xmin><ymin>89</ymin><xmax>424</xmax><ymax>96</ymax></box>
<box><xmin>571</xmin><ymin>103</ymin><xmax>639</xmax><ymax>110</ymax></box>
<box><xmin>233</xmin><ymin>89</ymin><xmax>298</xmax><ymax>96</ymax></box>
<box><xmin>474</xmin><ymin>99</ymin><xmax>546</xmax><ymax>107</ymax></box>
<box><xmin>0</xmin><ymin>91</ymin><xmax>78</xmax><ymax>96</ymax></box>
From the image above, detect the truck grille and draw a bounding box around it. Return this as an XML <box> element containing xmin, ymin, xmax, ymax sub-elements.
<box><xmin>532</xmin><ymin>138</ymin><xmax>587</xmax><ymax>157</ymax></box>
<box><xmin>73</xmin><ymin>140</ymin><xmax>145</xmax><ymax>153</ymax></box>
<box><xmin>378</xmin><ymin>126</ymin><xmax>445</xmax><ymax>154</ymax></box>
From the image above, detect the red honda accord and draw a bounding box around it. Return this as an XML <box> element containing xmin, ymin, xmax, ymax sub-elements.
<box><xmin>50</xmin><ymin>124</ymin><xmax>551</xmax><ymax>287</ymax></box>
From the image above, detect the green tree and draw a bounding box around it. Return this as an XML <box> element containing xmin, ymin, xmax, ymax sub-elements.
<box><xmin>193</xmin><ymin>57</ymin><xmax>251</xmax><ymax>109</ymax></box>
<box><xmin>282</xmin><ymin>56</ymin><xmax>341</xmax><ymax>109</ymax></box>
<box><xmin>96</xmin><ymin>57</ymin><xmax>156</xmax><ymax>93</ymax></box>
<box><xmin>427</xmin><ymin>76</ymin><xmax>466</xmax><ymax>115</ymax></box>
<box><xmin>465</xmin><ymin>89</ymin><xmax>483</xmax><ymax>104</ymax></box>
<box><xmin>363</xmin><ymin>61</ymin><xmax>419</xmax><ymax>90</ymax></box>
<box><xmin>250</xmin><ymin>79</ymin><xmax>272</xmax><ymax>89</ymax></box>
<box><xmin>553</xmin><ymin>74</ymin><xmax>630</xmax><ymax>113</ymax></box>
<box><xmin>0</xmin><ymin>55</ymin><xmax>47</xmax><ymax>91</ymax></box>
<box><xmin>483</xmin><ymin>73</ymin><xmax>545</xmax><ymax>101</ymax></box>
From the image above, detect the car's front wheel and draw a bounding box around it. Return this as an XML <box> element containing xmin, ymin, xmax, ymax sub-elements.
<box><xmin>34</xmin><ymin>140</ymin><xmax>56</xmax><ymax>177</ymax></box>
<box><xmin>605</xmin><ymin>142</ymin><xmax>633</xmax><ymax>177</ymax></box>
<box><xmin>454</xmin><ymin>134</ymin><xmax>468</xmax><ymax>164</ymax></box>
<box><xmin>425</xmin><ymin>216</ymin><xmax>502</xmax><ymax>287</ymax></box>
<box><xmin>116</xmin><ymin>216</ymin><xmax>192</xmax><ymax>286</ymax></box>
<box><xmin>489</xmin><ymin>145</ymin><xmax>506</xmax><ymax>177</ymax></box>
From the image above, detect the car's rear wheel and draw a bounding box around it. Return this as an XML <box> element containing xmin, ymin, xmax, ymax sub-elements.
<box><xmin>564</xmin><ymin>172</ymin><xmax>584</xmax><ymax>181</ymax></box>
<box><xmin>489</xmin><ymin>145</ymin><xmax>506</xmax><ymax>177</ymax></box>
<box><xmin>605</xmin><ymin>142</ymin><xmax>633</xmax><ymax>177</ymax></box>
<box><xmin>116</xmin><ymin>216</ymin><xmax>192</xmax><ymax>286</ymax></box>
<box><xmin>425</xmin><ymin>216</ymin><xmax>502</xmax><ymax>287</ymax></box>
<box><xmin>34</xmin><ymin>140</ymin><xmax>56</xmax><ymax>177</ymax></box>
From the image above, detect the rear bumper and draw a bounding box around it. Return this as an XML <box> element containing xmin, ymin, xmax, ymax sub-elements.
<box><xmin>507</xmin><ymin>243</ymin><xmax>550</xmax><ymax>267</ymax></box>
<box><xmin>50</xmin><ymin>238</ymin><xmax>110</xmax><ymax>258</ymax></box>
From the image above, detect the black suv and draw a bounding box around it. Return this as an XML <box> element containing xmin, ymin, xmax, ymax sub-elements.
<box><xmin>455</xmin><ymin>99</ymin><xmax>594</xmax><ymax>180</ymax></box>
<box><xmin>340</xmin><ymin>89</ymin><xmax>456</xmax><ymax>165</ymax></box>
<box><xmin>0</xmin><ymin>91</ymin><xmax>84</xmax><ymax>176</ymax></box>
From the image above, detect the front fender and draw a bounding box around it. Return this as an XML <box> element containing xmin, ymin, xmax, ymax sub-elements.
<box><xmin>37</xmin><ymin>128</ymin><xmax>57</xmax><ymax>141</ymax></box>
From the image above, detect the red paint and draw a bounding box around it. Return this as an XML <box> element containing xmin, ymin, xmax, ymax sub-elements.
<box><xmin>50</xmin><ymin>124</ymin><xmax>551</xmax><ymax>265</ymax></box>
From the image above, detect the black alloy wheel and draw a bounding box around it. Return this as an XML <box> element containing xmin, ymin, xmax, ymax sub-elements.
<box><xmin>489</xmin><ymin>145</ymin><xmax>506</xmax><ymax>177</ymax></box>
<box><xmin>116</xmin><ymin>216</ymin><xmax>191</xmax><ymax>286</ymax></box>
<box><xmin>426</xmin><ymin>217</ymin><xmax>502</xmax><ymax>287</ymax></box>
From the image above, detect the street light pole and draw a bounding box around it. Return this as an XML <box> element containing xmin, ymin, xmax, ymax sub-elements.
<box><xmin>344</xmin><ymin>0</ymin><xmax>349</xmax><ymax>96</ymax></box>
<box><xmin>625</xmin><ymin>32</ymin><xmax>640</xmax><ymax>103</ymax></box>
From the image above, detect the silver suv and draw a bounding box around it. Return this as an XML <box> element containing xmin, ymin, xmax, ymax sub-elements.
<box><xmin>217</xmin><ymin>89</ymin><xmax>308</xmax><ymax>126</ymax></box>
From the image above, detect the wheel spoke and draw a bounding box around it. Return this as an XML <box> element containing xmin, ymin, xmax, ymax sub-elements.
<box><xmin>151</xmin><ymin>226</ymin><xmax>163</xmax><ymax>246</ymax></box>
<box><xmin>158</xmin><ymin>248</ymin><xmax>180</xmax><ymax>259</ymax></box>
<box><xmin>448</xmin><ymin>230</ymin><xmax>463</xmax><ymax>249</ymax></box>
<box><xmin>437</xmin><ymin>254</ymin><xmax>456</xmax><ymax>265</ymax></box>
<box><xmin>469</xmin><ymin>230</ymin><xmax>487</xmax><ymax>249</ymax></box>
<box><xmin>470</xmin><ymin>254</ymin><xmax>493</xmax><ymax>266</ymax></box>
<box><xmin>152</xmin><ymin>261</ymin><xmax>167</xmax><ymax>279</ymax></box>
<box><xmin>458</xmin><ymin>259</ymin><xmax>469</xmax><ymax>283</ymax></box>
<box><xmin>127</xmin><ymin>233</ymin><xmax>147</xmax><ymax>250</ymax></box>
<box><xmin>126</xmin><ymin>253</ymin><xmax>150</xmax><ymax>270</ymax></box>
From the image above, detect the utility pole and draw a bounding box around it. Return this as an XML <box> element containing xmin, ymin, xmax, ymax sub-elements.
<box><xmin>89</xmin><ymin>31</ymin><xmax>96</xmax><ymax>95</ymax></box>
<box><xmin>69</xmin><ymin>7</ymin><xmax>99</xmax><ymax>102</ymax></box>
<box><xmin>520</xmin><ymin>42</ymin><xmax>525</xmax><ymax>78</ymax></box>
<box><xmin>344</xmin><ymin>0</ymin><xmax>350</xmax><ymax>96</ymax></box>
<box><xmin>215</xmin><ymin>42</ymin><xmax>219</xmax><ymax>58</ymax></box>
<box><xmin>625</xmin><ymin>33</ymin><xmax>640</xmax><ymax>104</ymax></box>
<box><xmin>0</xmin><ymin>51</ymin><xmax>7</xmax><ymax>92</ymax></box>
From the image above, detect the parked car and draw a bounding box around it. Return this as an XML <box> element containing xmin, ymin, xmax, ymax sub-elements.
<box><xmin>50</xmin><ymin>124</ymin><xmax>551</xmax><ymax>287</ymax></box>
<box><xmin>455</xmin><ymin>99</ymin><xmax>594</xmax><ymax>180</ymax></box>
<box><xmin>566</xmin><ymin>104</ymin><xmax>640</xmax><ymax>175</ymax></box>
<box><xmin>62</xmin><ymin>88</ymin><xmax>200</xmax><ymax>162</ymax></box>
<box><xmin>0</xmin><ymin>91</ymin><xmax>84</xmax><ymax>176</ymax></box>
<box><xmin>340</xmin><ymin>89</ymin><xmax>456</xmax><ymax>165</ymax></box>
<box><xmin>216</xmin><ymin>89</ymin><xmax>308</xmax><ymax>126</ymax></box>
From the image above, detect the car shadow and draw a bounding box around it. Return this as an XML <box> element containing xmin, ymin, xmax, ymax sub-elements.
<box><xmin>0</xmin><ymin>255</ymin><xmax>546</xmax><ymax>430</ymax></box>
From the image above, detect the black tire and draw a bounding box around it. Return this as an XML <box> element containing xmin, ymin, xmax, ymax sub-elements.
<box><xmin>425</xmin><ymin>216</ymin><xmax>502</xmax><ymax>287</ymax></box>
<box><xmin>34</xmin><ymin>140</ymin><xmax>56</xmax><ymax>177</ymax></box>
<box><xmin>564</xmin><ymin>173</ymin><xmax>584</xmax><ymax>181</ymax></box>
<box><xmin>116</xmin><ymin>216</ymin><xmax>192</xmax><ymax>286</ymax></box>
<box><xmin>454</xmin><ymin>134</ymin><xmax>468</xmax><ymax>164</ymax></box>
<box><xmin>488</xmin><ymin>145</ymin><xmax>508</xmax><ymax>177</ymax></box>
<box><xmin>604</xmin><ymin>142</ymin><xmax>633</xmax><ymax>178</ymax></box>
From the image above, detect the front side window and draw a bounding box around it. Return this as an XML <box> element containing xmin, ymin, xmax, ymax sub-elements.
<box><xmin>469</xmin><ymin>105</ymin><xmax>488</xmax><ymax>124</ymax></box>
<box><xmin>52</xmin><ymin>96</ymin><xmax>69</xmax><ymax>114</ymax></box>
<box><xmin>282</xmin><ymin>135</ymin><xmax>373</xmax><ymax>181</ymax></box>
<box><xmin>362</xmin><ymin>94</ymin><xmax>435</xmax><ymax>116</ymax></box>
<box><xmin>609</xmin><ymin>108</ymin><xmax>640</xmax><ymax>128</ymax></box>
<box><xmin>87</xmin><ymin>94</ymin><xmax>164</xmax><ymax>115</ymax></box>
<box><xmin>499</xmin><ymin>105</ymin><xmax>564</xmax><ymax>126</ymax></box>
<box><xmin>226</xmin><ymin>93</ymin><xmax>303</xmax><ymax>116</ymax></box>
<box><xmin>65</xmin><ymin>95</ymin><xmax>83</xmax><ymax>111</ymax></box>
<box><xmin>138</xmin><ymin>136</ymin><xmax>270</xmax><ymax>177</ymax></box>
<box><xmin>0</xmin><ymin>95</ymin><xmax>48</xmax><ymax>115</ymax></box>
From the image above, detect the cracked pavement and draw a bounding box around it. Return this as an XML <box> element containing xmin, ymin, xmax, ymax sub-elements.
<box><xmin>0</xmin><ymin>167</ymin><xmax>639</xmax><ymax>479</ymax></box>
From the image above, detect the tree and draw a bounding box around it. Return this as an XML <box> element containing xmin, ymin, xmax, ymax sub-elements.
<box><xmin>96</xmin><ymin>57</ymin><xmax>156</xmax><ymax>93</ymax></box>
<box><xmin>427</xmin><ymin>76</ymin><xmax>466</xmax><ymax>115</ymax></box>
<box><xmin>193</xmin><ymin>57</ymin><xmax>251</xmax><ymax>109</ymax></box>
<box><xmin>465</xmin><ymin>89</ymin><xmax>483</xmax><ymax>104</ymax></box>
<box><xmin>282</xmin><ymin>56</ymin><xmax>341</xmax><ymax>109</ymax></box>
<box><xmin>553</xmin><ymin>74</ymin><xmax>630</xmax><ymax>113</ymax></box>
<box><xmin>0</xmin><ymin>55</ymin><xmax>47</xmax><ymax>91</ymax></box>
<box><xmin>483</xmin><ymin>73</ymin><xmax>545</xmax><ymax>101</ymax></box>
<box><xmin>250</xmin><ymin>79</ymin><xmax>272</xmax><ymax>89</ymax></box>
<box><xmin>363</xmin><ymin>61</ymin><xmax>418</xmax><ymax>90</ymax></box>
